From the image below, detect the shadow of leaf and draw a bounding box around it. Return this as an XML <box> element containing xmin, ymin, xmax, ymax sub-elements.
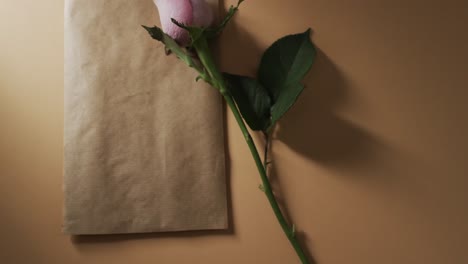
<box><xmin>277</xmin><ymin>49</ymin><xmax>379</xmax><ymax>167</ymax></box>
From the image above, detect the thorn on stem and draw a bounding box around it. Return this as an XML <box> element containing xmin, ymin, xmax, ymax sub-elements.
<box><xmin>258</xmin><ymin>184</ymin><xmax>265</xmax><ymax>192</ymax></box>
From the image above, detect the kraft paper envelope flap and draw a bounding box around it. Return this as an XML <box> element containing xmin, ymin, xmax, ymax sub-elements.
<box><xmin>63</xmin><ymin>0</ymin><xmax>227</xmax><ymax>234</ymax></box>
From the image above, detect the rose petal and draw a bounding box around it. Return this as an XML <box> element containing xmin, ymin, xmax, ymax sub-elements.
<box><xmin>153</xmin><ymin>0</ymin><xmax>193</xmax><ymax>45</ymax></box>
<box><xmin>190</xmin><ymin>0</ymin><xmax>214</xmax><ymax>28</ymax></box>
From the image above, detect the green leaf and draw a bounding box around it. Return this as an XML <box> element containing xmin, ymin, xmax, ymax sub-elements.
<box><xmin>224</xmin><ymin>73</ymin><xmax>272</xmax><ymax>131</ymax></box>
<box><xmin>170</xmin><ymin>19</ymin><xmax>207</xmax><ymax>46</ymax></box>
<box><xmin>258</xmin><ymin>29</ymin><xmax>316</xmax><ymax>127</ymax></box>
<box><xmin>142</xmin><ymin>25</ymin><xmax>209</xmax><ymax>82</ymax></box>
<box><xmin>142</xmin><ymin>25</ymin><xmax>188</xmax><ymax>62</ymax></box>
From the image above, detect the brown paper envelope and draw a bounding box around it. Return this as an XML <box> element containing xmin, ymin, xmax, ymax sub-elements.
<box><xmin>63</xmin><ymin>0</ymin><xmax>227</xmax><ymax>235</ymax></box>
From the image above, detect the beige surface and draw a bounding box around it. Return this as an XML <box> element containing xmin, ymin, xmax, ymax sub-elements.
<box><xmin>63</xmin><ymin>0</ymin><xmax>226</xmax><ymax>235</ymax></box>
<box><xmin>1</xmin><ymin>0</ymin><xmax>468</xmax><ymax>263</ymax></box>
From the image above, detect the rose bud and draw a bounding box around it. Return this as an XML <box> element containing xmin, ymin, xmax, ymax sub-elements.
<box><xmin>153</xmin><ymin>0</ymin><xmax>215</xmax><ymax>46</ymax></box>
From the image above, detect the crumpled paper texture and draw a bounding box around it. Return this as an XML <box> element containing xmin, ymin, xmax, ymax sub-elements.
<box><xmin>63</xmin><ymin>0</ymin><xmax>227</xmax><ymax>234</ymax></box>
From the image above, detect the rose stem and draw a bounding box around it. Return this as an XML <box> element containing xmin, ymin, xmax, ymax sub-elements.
<box><xmin>194</xmin><ymin>36</ymin><xmax>310</xmax><ymax>264</ymax></box>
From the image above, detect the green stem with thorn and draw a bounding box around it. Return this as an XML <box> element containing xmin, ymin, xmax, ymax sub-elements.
<box><xmin>193</xmin><ymin>36</ymin><xmax>310</xmax><ymax>264</ymax></box>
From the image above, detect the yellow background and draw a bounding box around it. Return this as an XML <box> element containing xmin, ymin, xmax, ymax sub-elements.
<box><xmin>1</xmin><ymin>0</ymin><xmax>468</xmax><ymax>263</ymax></box>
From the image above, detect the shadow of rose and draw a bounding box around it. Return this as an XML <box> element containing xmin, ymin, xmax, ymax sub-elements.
<box><xmin>216</xmin><ymin>21</ymin><xmax>263</xmax><ymax>76</ymax></box>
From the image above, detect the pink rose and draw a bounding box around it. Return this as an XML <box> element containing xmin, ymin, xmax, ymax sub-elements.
<box><xmin>153</xmin><ymin>0</ymin><xmax>215</xmax><ymax>46</ymax></box>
